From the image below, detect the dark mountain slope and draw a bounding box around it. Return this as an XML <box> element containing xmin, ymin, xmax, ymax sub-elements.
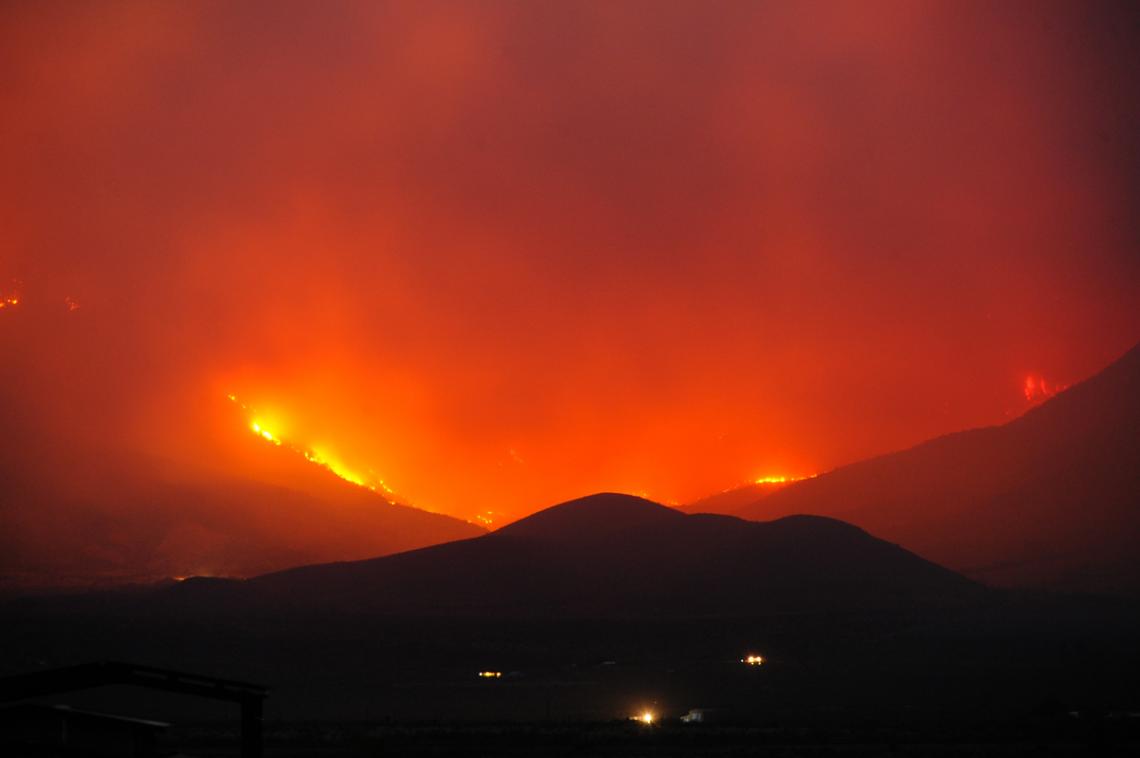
<box><xmin>240</xmin><ymin>493</ymin><xmax>982</xmax><ymax>616</ymax></box>
<box><xmin>740</xmin><ymin>342</ymin><xmax>1140</xmax><ymax>593</ymax></box>
<box><xmin>681</xmin><ymin>480</ymin><xmax>796</xmax><ymax>516</ymax></box>
<box><xmin>0</xmin><ymin>418</ymin><xmax>483</xmax><ymax>587</ymax></box>
<box><xmin>0</xmin><ymin>301</ymin><xmax>484</xmax><ymax>588</ymax></box>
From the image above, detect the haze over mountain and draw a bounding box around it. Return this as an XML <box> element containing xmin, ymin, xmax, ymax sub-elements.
<box><xmin>0</xmin><ymin>402</ymin><xmax>483</xmax><ymax>588</ymax></box>
<box><xmin>681</xmin><ymin>479</ymin><xmax>798</xmax><ymax>516</ymax></box>
<box><xmin>211</xmin><ymin>493</ymin><xmax>983</xmax><ymax>617</ymax></box>
<box><xmin>0</xmin><ymin>297</ymin><xmax>483</xmax><ymax>589</ymax></box>
<box><xmin>739</xmin><ymin>342</ymin><xmax>1140</xmax><ymax>594</ymax></box>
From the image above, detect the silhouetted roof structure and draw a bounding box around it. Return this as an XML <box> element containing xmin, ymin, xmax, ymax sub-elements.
<box><xmin>0</xmin><ymin>662</ymin><xmax>266</xmax><ymax>758</ymax></box>
<box><xmin>0</xmin><ymin>703</ymin><xmax>168</xmax><ymax>758</ymax></box>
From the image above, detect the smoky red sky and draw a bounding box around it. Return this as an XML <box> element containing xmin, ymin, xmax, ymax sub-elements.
<box><xmin>2</xmin><ymin>0</ymin><xmax>1138</xmax><ymax>525</ymax></box>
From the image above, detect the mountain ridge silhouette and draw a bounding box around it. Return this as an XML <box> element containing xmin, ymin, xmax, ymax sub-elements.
<box><xmin>206</xmin><ymin>492</ymin><xmax>985</xmax><ymax>617</ymax></box>
<box><xmin>739</xmin><ymin>341</ymin><xmax>1140</xmax><ymax>593</ymax></box>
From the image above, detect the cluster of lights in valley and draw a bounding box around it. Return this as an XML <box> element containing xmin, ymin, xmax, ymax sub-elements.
<box><xmin>626</xmin><ymin>655</ymin><xmax>764</xmax><ymax>725</ymax></box>
<box><xmin>470</xmin><ymin>654</ymin><xmax>766</xmax><ymax>726</ymax></box>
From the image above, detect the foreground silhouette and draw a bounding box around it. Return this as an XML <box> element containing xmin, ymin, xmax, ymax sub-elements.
<box><xmin>172</xmin><ymin>493</ymin><xmax>982</xmax><ymax>616</ymax></box>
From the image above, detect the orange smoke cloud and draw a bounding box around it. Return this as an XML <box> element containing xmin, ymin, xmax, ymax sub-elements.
<box><xmin>0</xmin><ymin>0</ymin><xmax>1137</xmax><ymax>536</ymax></box>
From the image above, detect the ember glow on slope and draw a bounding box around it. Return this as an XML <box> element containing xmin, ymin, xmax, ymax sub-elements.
<box><xmin>0</xmin><ymin>284</ymin><xmax>20</xmax><ymax>310</ymax></box>
<box><xmin>754</xmin><ymin>475</ymin><xmax>814</xmax><ymax>485</ymax></box>
<box><xmin>0</xmin><ymin>289</ymin><xmax>83</xmax><ymax>314</ymax></box>
<box><xmin>228</xmin><ymin>394</ymin><xmax>400</xmax><ymax>505</ymax></box>
<box><xmin>1023</xmin><ymin>375</ymin><xmax>1067</xmax><ymax>403</ymax></box>
<box><xmin>1</xmin><ymin>1</ymin><xmax>1138</xmax><ymax>527</ymax></box>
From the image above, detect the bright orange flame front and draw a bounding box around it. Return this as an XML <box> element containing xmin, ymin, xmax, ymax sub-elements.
<box><xmin>250</xmin><ymin>421</ymin><xmax>282</xmax><ymax>446</ymax></box>
<box><xmin>231</xmin><ymin>394</ymin><xmax>399</xmax><ymax>502</ymax></box>
<box><xmin>1023</xmin><ymin>374</ymin><xmax>1067</xmax><ymax>403</ymax></box>
<box><xmin>754</xmin><ymin>474</ymin><xmax>814</xmax><ymax>485</ymax></box>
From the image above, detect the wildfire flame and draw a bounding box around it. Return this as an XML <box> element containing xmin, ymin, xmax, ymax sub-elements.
<box><xmin>250</xmin><ymin>421</ymin><xmax>281</xmax><ymax>446</ymax></box>
<box><xmin>0</xmin><ymin>291</ymin><xmax>81</xmax><ymax>312</ymax></box>
<box><xmin>754</xmin><ymin>474</ymin><xmax>814</xmax><ymax>485</ymax></box>
<box><xmin>1023</xmin><ymin>374</ymin><xmax>1066</xmax><ymax>403</ymax></box>
<box><xmin>228</xmin><ymin>394</ymin><xmax>398</xmax><ymax>502</ymax></box>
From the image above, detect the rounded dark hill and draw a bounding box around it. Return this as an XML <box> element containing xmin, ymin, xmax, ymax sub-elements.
<box><xmin>494</xmin><ymin>493</ymin><xmax>686</xmax><ymax>541</ymax></box>
<box><xmin>230</xmin><ymin>492</ymin><xmax>983</xmax><ymax>618</ymax></box>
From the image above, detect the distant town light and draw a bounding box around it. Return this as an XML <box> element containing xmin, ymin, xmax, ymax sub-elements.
<box><xmin>680</xmin><ymin>709</ymin><xmax>706</xmax><ymax>723</ymax></box>
<box><xmin>742</xmin><ymin>654</ymin><xmax>765</xmax><ymax>666</ymax></box>
<box><xmin>477</xmin><ymin>671</ymin><xmax>502</xmax><ymax>679</ymax></box>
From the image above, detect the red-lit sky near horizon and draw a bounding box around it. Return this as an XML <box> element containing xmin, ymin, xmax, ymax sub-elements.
<box><xmin>2</xmin><ymin>0</ymin><xmax>1138</xmax><ymax>524</ymax></box>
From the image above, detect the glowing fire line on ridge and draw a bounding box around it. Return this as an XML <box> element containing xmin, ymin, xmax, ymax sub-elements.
<box><xmin>227</xmin><ymin>393</ymin><xmax>399</xmax><ymax>504</ymax></box>
<box><xmin>754</xmin><ymin>474</ymin><xmax>815</xmax><ymax>485</ymax></box>
<box><xmin>1023</xmin><ymin>374</ymin><xmax>1066</xmax><ymax>403</ymax></box>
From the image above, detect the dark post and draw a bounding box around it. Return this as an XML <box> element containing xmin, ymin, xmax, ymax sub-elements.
<box><xmin>241</xmin><ymin>696</ymin><xmax>263</xmax><ymax>758</ymax></box>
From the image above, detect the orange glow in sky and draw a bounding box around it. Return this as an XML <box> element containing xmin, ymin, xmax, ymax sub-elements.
<box><xmin>1</xmin><ymin>0</ymin><xmax>1137</xmax><ymax>532</ymax></box>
